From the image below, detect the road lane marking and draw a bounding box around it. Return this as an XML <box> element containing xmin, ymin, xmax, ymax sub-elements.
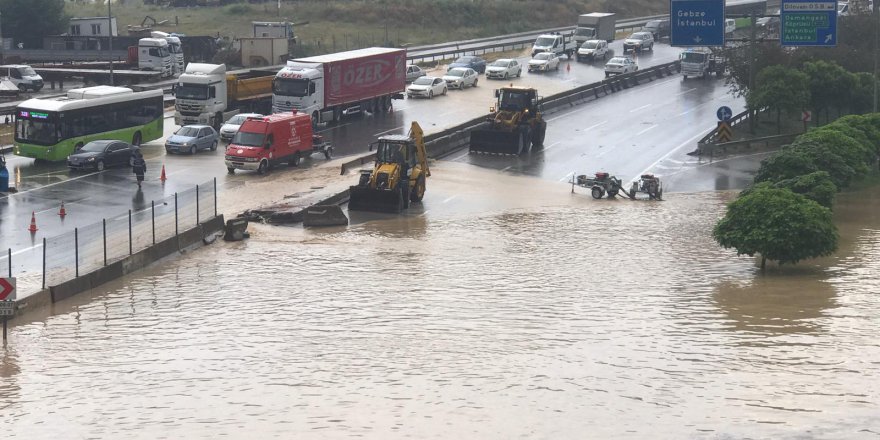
<box><xmin>448</xmin><ymin>151</ymin><xmax>470</xmax><ymax>162</ymax></box>
<box><xmin>629</xmin><ymin>104</ymin><xmax>651</xmax><ymax>113</ymax></box>
<box><xmin>676</xmin><ymin>87</ymin><xmax>697</xmax><ymax>96</ymax></box>
<box><xmin>539</xmin><ymin>141</ymin><xmax>562</xmax><ymax>152</ymax></box>
<box><xmin>442</xmin><ymin>195</ymin><xmax>458</xmax><ymax>203</ymax></box>
<box><xmin>636</xmin><ymin>124</ymin><xmax>658</xmax><ymax>136</ymax></box>
<box><xmin>0</xmin><ymin>171</ymin><xmax>103</xmax><ymax>199</ymax></box>
<box><xmin>374</xmin><ymin>126</ymin><xmax>404</xmax><ymax>137</ymax></box>
<box><xmin>635</xmin><ymin>131</ymin><xmax>708</xmax><ymax>178</ymax></box>
<box><xmin>501</xmin><ymin>166</ymin><xmax>512</xmax><ymax>172</ymax></box>
<box><xmin>677</xmin><ymin>100</ymin><xmax>714</xmax><ymax>116</ymax></box>
<box><xmin>0</xmin><ymin>242</ymin><xmax>44</xmax><ymax>259</ymax></box>
<box><xmin>583</xmin><ymin>121</ymin><xmax>608</xmax><ymax>132</ymax></box>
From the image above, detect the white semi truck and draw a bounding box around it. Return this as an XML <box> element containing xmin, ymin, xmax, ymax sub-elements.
<box><xmin>136</xmin><ymin>38</ymin><xmax>173</xmax><ymax>77</ymax></box>
<box><xmin>174</xmin><ymin>63</ymin><xmax>274</xmax><ymax>128</ymax></box>
<box><xmin>151</xmin><ymin>31</ymin><xmax>184</xmax><ymax>77</ymax></box>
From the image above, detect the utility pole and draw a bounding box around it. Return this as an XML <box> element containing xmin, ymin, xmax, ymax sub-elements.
<box><xmin>108</xmin><ymin>0</ymin><xmax>114</xmax><ymax>86</ymax></box>
<box><xmin>748</xmin><ymin>11</ymin><xmax>757</xmax><ymax>134</ymax></box>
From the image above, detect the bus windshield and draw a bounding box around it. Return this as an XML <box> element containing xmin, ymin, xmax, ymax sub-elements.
<box><xmin>232</xmin><ymin>131</ymin><xmax>265</xmax><ymax>147</ymax></box>
<box><xmin>175</xmin><ymin>84</ymin><xmax>209</xmax><ymax>100</ymax></box>
<box><xmin>273</xmin><ymin>78</ymin><xmax>309</xmax><ymax>97</ymax></box>
<box><xmin>15</xmin><ymin>112</ymin><xmax>58</xmax><ymax>145</ymax></box>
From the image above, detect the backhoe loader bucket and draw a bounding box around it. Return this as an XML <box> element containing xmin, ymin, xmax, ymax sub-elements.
<box><xmin>469</xmin><ymin>128</ymin><xmax>526</xmax><ymax>155</ymax></box>
<box><xmin>348</xmin><ymin>185</ymin><xmax>404</xmax><ymax>213</ymax></box>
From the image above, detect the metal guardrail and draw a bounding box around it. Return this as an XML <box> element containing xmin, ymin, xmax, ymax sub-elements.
<box><xmin>698</xmin><ymin>107</ymin><xmax>752</xmax><ymax>145</ymax></box>
<box><xmin>696</xmin><ymin>132</ymin><xmax>800</xmax><ymax>157</ymax></box>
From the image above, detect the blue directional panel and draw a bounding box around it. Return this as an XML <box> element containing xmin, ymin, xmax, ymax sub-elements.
<box><xmin>670</xmin><ymin>0</ymin><xmax>726</xmax><ymax>47</ymax></box>
<box><xmin>781</xmin><ymin>0</ymin><xmax>838</xmax><ymax>46</ymax></box>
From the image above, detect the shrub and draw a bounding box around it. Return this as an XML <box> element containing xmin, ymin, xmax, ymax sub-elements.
<box><xmin>791</xmin><ymin>139</ymin><xmax>858</xmax><ymax>188</ymax></box>
<box><xmin>754</xmin><ymin>148</ymin><xmax>820</xmax><ymax>183</ymax></box>
<box><xmin>224</xmin><ymin>3</ymin><xmax>252</xmax><ymax>15</ymax></box>
<box><xmin>796</xmin><ymin>128</ymin><xmax>874</xmax><ymax>173</ymax></box>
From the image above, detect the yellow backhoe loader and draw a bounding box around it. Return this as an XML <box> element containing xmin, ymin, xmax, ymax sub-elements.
<box><xmin>469</xmin><ymin>85</ymin><xmax>547</xmax><ymax>155</ymax></box>
<box><xmin>348</xmin><ymin>121</ymin><xmax>431</xmax><ymax>213</ymax></box>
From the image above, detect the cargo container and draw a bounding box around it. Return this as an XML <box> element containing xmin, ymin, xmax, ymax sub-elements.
<box><xmin>272</xmin><ymin>47</ymin><xmax>406</xmax><ymax>125</ymax></box>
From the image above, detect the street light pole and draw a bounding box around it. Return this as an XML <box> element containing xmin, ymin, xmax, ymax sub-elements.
<box><xmin>108</xmin><ymin>0</ymin><xmax>114</xmax><ymax>86</ymax></box>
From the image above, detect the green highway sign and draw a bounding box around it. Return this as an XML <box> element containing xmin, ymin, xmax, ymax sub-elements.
<box><xmin>781</xmin><ymin>0</ymin><xmax>838</xmax><ymax>46</ymax></box>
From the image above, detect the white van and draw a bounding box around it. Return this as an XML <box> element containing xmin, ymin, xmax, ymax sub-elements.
<box><xmin>725</xmin><ymin>19</ymin><xmax>737</xmax><ymax>34</ymax></box>
<box><xmin>0</xmin><ymin>64</ymin><xmax>43</xmax><ymax>92</ymax></box>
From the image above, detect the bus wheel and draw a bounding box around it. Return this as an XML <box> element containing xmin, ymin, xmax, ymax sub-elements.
<box><xmin>132</xmin><ymin>132</ymin><xmax>142</xmax><ymax>146</ymax></box>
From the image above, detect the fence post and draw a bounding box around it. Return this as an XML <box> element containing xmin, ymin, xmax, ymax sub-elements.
<box><xmin>196</xmin><ymin>184</ymin><xmax>200</xmax><ymax>225</ymax></box>
<box><xmin>103</xmin><ymin>218</ymin><xmax>107</xmax><ymax>266</ymax></box>
<box><xmin>128</xmin><ymin>209</ymin><xmax>133</xmax><ymax>255</ymax></box>
<box><xmin>74</xmin><ymin>227</ymin><xmax>79</xmax><ymax>278</ymax></box>
<box><xmin>42</xmin><ymin>237</ymin><xmax>46</xmax><ymax>290</ymax></box>
<box><xmin>213</xmin><ymin>177</ymin><xmax>217</xmax><ymax>217</ymax></box>
<box><xmin>151</xmin><ymin>200</ymin><xmax>155</xmax><ymax>245</ymax></box>
<box><xmin>174</xmin><ymin>193</ymin><xmax>178</xmax><ymax>237</ymax></box>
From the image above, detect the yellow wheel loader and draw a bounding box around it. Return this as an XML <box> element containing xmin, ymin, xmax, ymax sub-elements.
<box><xmin>469</xmin><ymin>86</ymin><xmax>547</xmax><ymax>155</ymax></box>
<box><xmin>348</xmin><ymin>121</ymin><xmax>431</xmax><ymax>213</ymax></box>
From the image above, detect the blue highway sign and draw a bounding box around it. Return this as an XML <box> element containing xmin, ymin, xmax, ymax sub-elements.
<box><xmin>781</xmin><ymin>0</ymin><xmax>838</xmax><ymax>46</ymax></box>
<box><xmin>716</xmin><ymin>106</ymin><xmax>733</xmax><ymax>121</ymax></box>
<box><xmin>670</xmin><ymin>0</ymin><xmax>726</xmax><ymax>47</ymax></box>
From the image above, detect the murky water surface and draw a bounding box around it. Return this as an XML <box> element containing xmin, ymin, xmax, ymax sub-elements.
<box><xmin>1</xmin><ymin>171</ymin><xmax>879</xmax><ymax>439</ymax></box>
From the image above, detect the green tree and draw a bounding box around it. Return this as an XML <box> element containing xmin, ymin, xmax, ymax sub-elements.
<box><xmin>754</xmin><ymin>148</ymin><xmax>820</xmax><ymax>183</ymax></box>
<box><xmin>0</xmin><ymin>0</ymin><xmax>68</xmax><ymax>49</ymax></box>
<box><xmin>797</xmin><ymin>128</ymin><xmax>875</xmax><ymax>174</ymax></box>
<box><xmin>800</xmin><ymin>60</ymin><xmax>857</xmax><ymax>124</ymax></box>
<box><xmin>849</xmin><ymin>73</ymin><xmax>877</xmax><ymax>115</ymax></box>
<box><xmin>713</xmin><ymin>186</ymin><xmax>838</xmax><ymax>270</ymax></box>
<box><xmin>792</xmin><ymin>139</ymin><xmax>858</xmax><ymax>188</ymax></box>
<box><xmin>723</xmin><ymin>43</ymin><xmax>796</xmax><ymax>98</ymax></box>
<box><xmin>747</xmin><ymin>65</ymin><xmax>810</xmax><ymax>133</ymax></box>
<box><xmin>772</xmin><ymin>172</ymin><xmax>837</xmax><ymax>208</ymax></box>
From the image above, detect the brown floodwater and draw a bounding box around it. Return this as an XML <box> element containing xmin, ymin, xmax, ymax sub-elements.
<box><xmin>1</xmin><ymin>164</ymin><xmax>879</xmax><ymax>439</ymax></box>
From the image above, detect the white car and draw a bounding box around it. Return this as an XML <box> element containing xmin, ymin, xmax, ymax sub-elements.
<box><xmin>604</xmin><ymin>56</ymin><xmax>638</xmax><ymax>77</ymax></box>
<box><xmin>725</xmin><ymin>19</ymin><xmax>737</xmax><ymax>34</ymax></box>
<box><xmin>406</xmin><ymin>76</ymin><xmax>448</xmax><ymax>99</ymax></box>
<box><xmin>219</xmin><ymin>113</ymin><xmax>263</xmax><ymax>141</ymax></box>
<box><xmin>528</xmin><ymin>52</ymin><xmax>561</xmax><ymax>72</ymax></box>
<box><xmin>485</xmin><ymin>59</ymin><xmax>522</xmax><ymax>80</ymax></box>
<box><xmin>577</xmin><ymin>40</ymin><xmax>609</xmax><ymax>62</ymax></box>
<box><xmin>442</xmin><ymin>67</ymin><xmax>479</xmax><ymax>89</ymax></box>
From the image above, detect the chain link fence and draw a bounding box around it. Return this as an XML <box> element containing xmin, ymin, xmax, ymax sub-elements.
<box><xmin>4</xmin><ymin>179</ymin><xmax>217</xmax><ymax>292</ymax></box>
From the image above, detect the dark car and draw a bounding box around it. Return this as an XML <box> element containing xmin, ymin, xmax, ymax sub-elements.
<box><xmin>67</xmin><ymin>140</ymin><xmax>138</xmax><ymax>171</ymax></box>
<box><xmin>643</xmin><ymin>19</ymin><xmax>670</xmax><ymax>40</ymax></box>
<box><xmin>448</xmin><ymin>56</ymin><xmax>487</xmax><ymax>74</ymax></box>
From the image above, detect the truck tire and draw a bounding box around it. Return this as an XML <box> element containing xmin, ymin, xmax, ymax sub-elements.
<box><xmin>227</xmin><ymin>167</ymin><xmax>235</xmax><ymax>174</ymax></box>
<box><xmin>213</xmin><ymin>112</ymin><xmax>222</xmax><ymax>131</ymax></box>
<box><xmin>531</xmin><ymin>121</ymin><xmax>546</xmax><ymax>148</ymax></box>
<box><xmin>311</xmin><ymin>111</ymin><xmax>319</xmax><ymax>128</ymax></box>
<box><xmin>257</xmin><ymin>159</ymin><xmax>268</xmax><ymax>175</ymax></box>
<box><xmin>289</xmin><ymin>152</ymin><xmax>301</xmax><ymax>167</ymax></box>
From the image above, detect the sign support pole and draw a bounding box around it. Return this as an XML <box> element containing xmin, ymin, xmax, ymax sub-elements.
<box><xmin>2</xmin><ymin>317</ymin><xmax>6</xmax><ymax>341</ymax></box>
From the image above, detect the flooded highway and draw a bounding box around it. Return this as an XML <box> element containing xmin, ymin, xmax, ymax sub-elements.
<box><xmin>2</xmin><ymin>162</ymin><xmax>879</xmax><ymax>439</ymax></box>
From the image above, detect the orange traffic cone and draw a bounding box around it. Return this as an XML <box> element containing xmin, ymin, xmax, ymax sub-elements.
<box><xmin>28</xmin><ymin>211</ymin><xmax>38</xmax><ymax>233</ymax></box>
<box><xmin>160</xmin><ymin>164</ymin><xmax>167</xmax><ymax>182</ymax></box>
<box><xmin>58</xmin><ymin>201</ymin><xmax>67</xmax><ymax>217</ymax></box>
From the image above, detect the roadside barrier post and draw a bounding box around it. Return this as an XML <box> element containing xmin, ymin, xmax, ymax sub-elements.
<box><xmin>174</xmin><ymin>193</ymin><xmax>178</xmax><ymax>237</ymax></box>
<box><xmin>41</xmin><ymin>238</ymin><xmax>46</xmax><ymax>290</ymax></box>
<box><xmin>196</xmin><ymin>184</ymin><xmax>200</xmax><ymax>225</ymax></box>
<box><xmin>74</xmin><ymin>228</ymin><xmax>79</xmax><ymax>278</ymax></box>
<box><xmin>128</xmin><ymin>210</ymin><xmax>133</xmax><ymax>256</ymax></box>
<box><xmin>103</xmin><ymin>219</ymin><xmax>107</xmax><ymax>266</ymax></box>
<box><xmin>151</xmin><ymin>201</ymin><xmax>155</xmax><ymax>245</ymax></box>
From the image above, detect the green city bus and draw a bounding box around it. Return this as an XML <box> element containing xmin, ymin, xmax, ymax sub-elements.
<box><xmin>14</xmin><ymin>86</ymin><xmax>164</xmax><ymax>162</ymax></box>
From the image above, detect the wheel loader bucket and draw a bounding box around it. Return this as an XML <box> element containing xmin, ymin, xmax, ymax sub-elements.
<box><xmin>348</xmin><ymin>185</ymin><xmax>404</xmax><ymax>213</ymax></box>
<box><xmin>469</xmin><ymin>128</ymin><xmax>525</xmax><ymax>155</ymax></box>
<box><xmin>303</xmin><ymin>204</ymin><xmax>349</xmax><ymax>227</ymax></box>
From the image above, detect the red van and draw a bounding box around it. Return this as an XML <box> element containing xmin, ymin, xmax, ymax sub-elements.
<box><xmin>224</xmin><ymin>111</ymin><xmax>315</xmax><ymax>174</ymax></box>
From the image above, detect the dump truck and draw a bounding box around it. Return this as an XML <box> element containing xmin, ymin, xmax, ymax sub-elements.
<box><xmin>174</xmin><ymin>63</ymin><xmax>274</xmax><ymax>129</ymax></box>
<box><xmin>680</xmin><ymin>47</ymin><xmax>726</xmax><ymax>79</ymax></box>
<box><xmin>349</xmin><ymin>121</ymin><xmax>430</xmax><ymax>213</ymax></box>
<box><xmin>574</xmin><ymin>13</ymin><xmax>617</xmax><ymax>46</ymax></box>
<box><xmin>272</xmin><ymin>47</ymin><xmax>407</xmax><ymax>126</ymax></box>
<box><xmin>469</xmin><ymin>86</ymin><xmax>547</xmax><ymax>155</ymax></box>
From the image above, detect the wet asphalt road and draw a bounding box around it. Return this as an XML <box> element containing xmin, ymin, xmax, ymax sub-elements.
<box><xmin>0</xmin><ymin>38</ymin><xmax>745</xmax><ymax>256</ymax></box>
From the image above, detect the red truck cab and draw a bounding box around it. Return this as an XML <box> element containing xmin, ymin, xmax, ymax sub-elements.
<box><xmin>224</xmin><ymin>111</ymin><xmax>314</xmax><ymax>174</ymax></box>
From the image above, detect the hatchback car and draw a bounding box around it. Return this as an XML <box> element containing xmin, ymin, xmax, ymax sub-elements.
<box><xmin>442</xmin><ymin>67</ymin><xmax>479</xmax><ymax>89</ymax></box>
<box><xmin>448</xmin><ymin>55</ymin><xmax>487</xmax><ymax>74</ymax></box>
<box><xmin>528</xmin><ymin>52</ymin><xmax>561</xmax><ymax>72</ymax></box>
<box><xmin>165</xmin><ymin>125</ymin><xmax>219</xmax><ymax>154</ymax></box>
<box><xmin>406</xmin><ymin>76</ymin><xmax>448</xmax><ymax>99</ymax></box>
<box><xmin>68</xmin><ymin>140</ymin><xmax>138</xmax><ymax>171</ymax></box>
<box><xmin>642</xmin><ymin>19</ymin><xmax>670</xmax><ymax>40</ymax></box>
<box><xmin>485</xmin><ymin>59</ymin><xmax>522</xmax><ymax>79</ymax></box>
<box><xmin>623</xmin><ymin>32</ymin><xmax>654</xmax><ymax>52</ymax></box>
<box><xmin>405</xmin><ymin>64</ymin><xmax>427</xmax><ymax>82</ymax></box>
<box><xmin>604</xmin><ymin>56</ymin><xmax>639</xmax><ymax>77</ymax></box>
<box><xmin>219</xmin><ymin>113</ymin><xmax>263</xmax><ymax>141</ymax></box>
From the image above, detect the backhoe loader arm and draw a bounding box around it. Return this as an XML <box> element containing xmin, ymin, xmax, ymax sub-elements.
<box><xmin>409</xmin><ymin>121</ymin><xmax>430</xmax><ymax>177</ymax></box>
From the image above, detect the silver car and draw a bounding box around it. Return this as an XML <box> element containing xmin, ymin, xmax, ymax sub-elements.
<box><xmin>441</xmin><ymin>67</ymin><xmax>478</xmax><ymax>89</ymax></box>
<box><xmin>485</xmin><ymin>59</ymin><xmax>522</xmax><ymax>80</ymax></box>
<box><xmin>406</xmin><ymin>64</ymin><xmax>426</xmax><ymax>82</ymax></box>
<box><xmin>165</xmin><ymin>125</ymin><xmax>220</xmax><ymax>155</ymax></box>
<box><xmin>604</xmin><ymin>56</ymin><xmax>639</xmax><ymax>77</ymax></box>
<box><xmin>219</xmin><ymin>113</ymin><xmax>263</xmax><ymax>141</ymax></box>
